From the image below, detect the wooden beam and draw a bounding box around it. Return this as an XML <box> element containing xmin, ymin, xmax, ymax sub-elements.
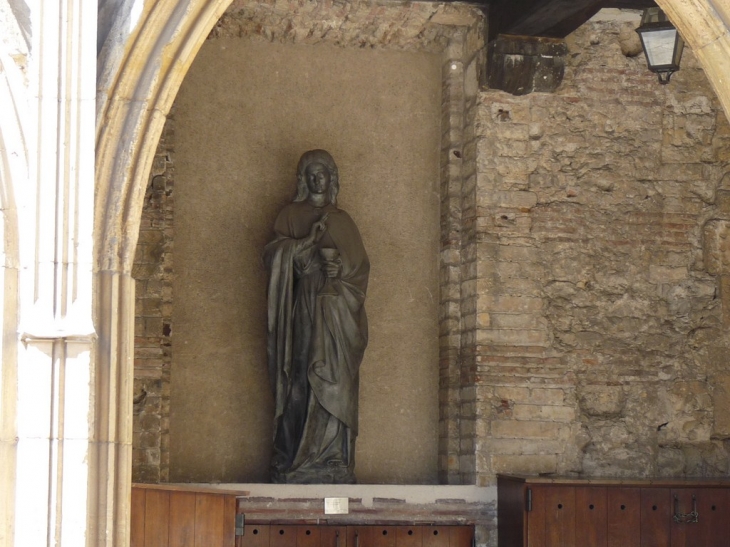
<box><xmin>488</xmin><ymin>0</ymin><xmax>604</xmax><ymax>40</ymax></box>
<box><xmin>605</xmin><ymin>0</ymin><xmax>657</xmax><ymax>8</ymax></box>
<box><xmin>484</xmin><ymin>0</ymin><xmax>659</xmax><ymax>41</ymax></box>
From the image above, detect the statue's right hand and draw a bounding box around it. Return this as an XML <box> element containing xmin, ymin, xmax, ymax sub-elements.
<box><xmin>308</xmin><ymin>213</ymin><xmax>328</xmax><ymax>243</ymax></box>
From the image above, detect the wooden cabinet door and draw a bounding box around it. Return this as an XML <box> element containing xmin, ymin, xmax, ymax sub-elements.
<box><xmin>575</xmin><ymin>487</ymin><xmax>607</xmax><ymax>547</ymax></box>
<box><xmin>296</xmin><ymin>525</ymin><xmax>322</xmax><ymax>547</ymax></box>
<box><xmin>447</xmin><ymin>527</ymin><xmax>474</xmax><ymax>547</ymax></box>
<box><xmin>395</xmin><ymin>526</ymin><xmax>422</xmax><ymax>547</ymax></box>
<box><xmin>131</xmin><ymin>487</ymin><xmax>236</xmax><ymax>547</ymax></box>
<box><xmin>527</xmin><ymin>486</ymin><xmax>576</xmax><ymax>547</ymax></box>
<box><xmin>606</xmin><ymin>487</ymin><xmax>640</xmax><ymax>547</ymax></box>
<box><xmin>692</xmin><ymin>488</ymin><xmax>730</xmax><ymax>547</ymax></box>
<box><xmin>371</xmin><ymin>526</ymin><xmax>397</xmax><ymax>547</ymax></box>
<box><xmin>239</xmin><ymin>524</ymin><xmax>270</xmax><ymax>547</ymax></box>
<box><xmin>421</xmin><ymin>526</ymin><xmax>453</xmax><ymax>547</ymax></box>
<box><xmin>640</xmin><ymin>488</ymin><xmax>671</xmax><ymax>547</ymax></box>
<box><xmin>346</xmin><ymin>526</ymin><xmax>398</xmax><ymax>547</ymax></box>
<box><xmin>320</xmin><ymin>526</ymin><xmax>347</xmax><ymax>547</ymax></box>
<box><xmin>670</xmin><ymin>488</ymin><xmax>729</xmax><ymax>547</ymax></box>
<box><xmin>269</xmin><ymin>525</ymin><xmax>298</xmax><ymax>547</ymax></box>
<box><xmin>169</xmin><ymin>491</ymin><xmax>196</xmax><ymax>547</ymax></box>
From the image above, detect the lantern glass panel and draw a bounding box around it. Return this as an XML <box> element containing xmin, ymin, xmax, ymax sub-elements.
<box><xmin>641</xmin><ymin>28</ymin><xmax>678</xmax><ymax>67</ymax></box>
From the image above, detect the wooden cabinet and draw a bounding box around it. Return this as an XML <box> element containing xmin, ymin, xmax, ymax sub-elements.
<box><xmin>498</xmin><ymin>475</ymin><xmax>730</xmax><ymax>547</ymax></box>
<box><xmin>240</xmin><ymin>525</ymin><xmax>473</xmax><ymax>546</ymax></box>
<box><xmin>131</xmin><ymin>485</ymin><xmax>473</xmax><ymax>547</ymax></box>
<box><xmin>131</xmin><ymin>486</ymin><xmax>237</xmax><ymax>547</ymax></box>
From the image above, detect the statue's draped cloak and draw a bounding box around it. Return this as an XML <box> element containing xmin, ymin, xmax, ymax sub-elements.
<box><xmin>264</xmin><ymin>201</ymin><xmax>368</xmax><ymax>482</ymax></box>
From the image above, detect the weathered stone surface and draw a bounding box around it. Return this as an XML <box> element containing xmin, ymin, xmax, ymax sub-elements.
<box><xmin>712</xmin><ymin>373</ymin><xmax>730</xmax><ymax>438</ymax></box>
<box><xmin>578</xmin><ymin>386</ymin><xmax>625</xmax><ymax>417</ymax></box>
<box><xmin>703</xmin><ymin>219</ymin><xmax>730</xmax><ymax>275</ymax></box>
<box><xmin>473</xmin><ymin>14</ymin><xmax>730</xmax><ymax>484</ymax></box>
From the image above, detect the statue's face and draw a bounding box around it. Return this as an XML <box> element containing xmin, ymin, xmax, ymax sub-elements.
<box><xmin>305</xmin><ymin>162</ymin><xmax>331</xmax><ymax>196</ymax></box>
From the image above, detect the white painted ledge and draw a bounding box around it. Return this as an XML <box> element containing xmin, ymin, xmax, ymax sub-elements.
<box><xmin>148</xmin><ymin>483</ymin><xmax>496</xmax><ymax>506</ymax></box>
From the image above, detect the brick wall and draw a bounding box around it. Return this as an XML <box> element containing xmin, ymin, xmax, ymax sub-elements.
<box><xmin>470</xmin><ymin>17</ymin><xmax>730</xmax><ymax>486</ymax></box>
<box><xmin>133</xmin><ymin>109</ymin><xmax>176</xmax><ymax>483</ymax></box>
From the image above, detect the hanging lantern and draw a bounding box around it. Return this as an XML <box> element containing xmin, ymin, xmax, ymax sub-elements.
<box><xmin>635</xmin><ymin>8</ymin><xmax>685</xmax><ymax>84</ymax></box>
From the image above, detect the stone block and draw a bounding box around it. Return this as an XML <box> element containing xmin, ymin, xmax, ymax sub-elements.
<box><xmin>578</xmin><ymin>385</ymin><xmax>625</xmax><ymax>417</ymax></box>
<box><xmin>715</xmin><ymin>189</ymin><xmax>730</xmax><ymax>215</ymax></box>
<box><xmin>476</xmin><ymin>328</ymin><xmax>548</xmax><ymax>347</ymax></box>
<box><xmin>648</xmin><ymin>265</ymin><xmax>689</xmax><ymax>283</ymax></box>
<box><xmin>479</xmin><ymin>190</ymin><xmax>538</xmax><ymax>209</ymax></box>
<box><xmin>491</xmin><ymin>420</ymin><xmax>563</xmax><ymax>439</ymax></box>
<box><xmin>485</xmin><ymin>438</ymin><xmax>565</xmax><ymax>455</ymax></box>
<box><xmin>493</xmin><ymin>387</ymin><xmax>566</xmax><ymax>406</ymax></box>
<box><xmin>479</xmin><ymin>295</ymin><xmax>543</xmax><ymax>314</ymax></box>
<box><xmin>491</xmin><ymin>454</ymin><xmax>558</xmax><ymax>475</ymax></box>
<box><xmin>712</xmin><ymin>373</ymin><xmax>730</xmax><ymax>438</ymax></box>
<box><xmin>512</xmin><ymin>404</ymin><xmax>575</xmax><ymax>422</ymax></box>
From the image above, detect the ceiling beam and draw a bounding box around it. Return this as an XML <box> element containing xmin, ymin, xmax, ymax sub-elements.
<box><xmin>487</xmin><ymin>0</ymin><xmax>604</xmax><ymax>40</ymax></box>
<box><xmin>485</xmin><ymin>0</ymin><xmax>658</xmax><ymax>41</ymax></box>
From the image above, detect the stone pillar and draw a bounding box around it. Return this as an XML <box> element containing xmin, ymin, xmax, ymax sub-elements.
<box><xmin>7</xmin><ymin>1</ymin><xmax>98</xmax><ymax>546</ymax></box>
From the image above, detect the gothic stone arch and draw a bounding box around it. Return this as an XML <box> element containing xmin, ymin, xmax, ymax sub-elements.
<box><xmin>93</xmin><ymin>0</ymin><xmax>730</xmax><ymax>545</ymax></box>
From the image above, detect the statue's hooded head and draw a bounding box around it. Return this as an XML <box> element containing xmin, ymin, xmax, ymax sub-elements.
<box><xmin>295</xmin><ymin>149</ymin><xmax>340</xmax><ymax>206</ymax></box>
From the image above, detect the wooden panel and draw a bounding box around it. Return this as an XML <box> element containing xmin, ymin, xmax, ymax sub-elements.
<box><xmin>669</xmin><ymin>489</ymin><xmax>693</xmax><ymax>547</ymax></box>
<box><xmin>321</xmin><ymin>526</ymin><xmax>347</xmax><ymax>547</ymax></box>
<box><xmin>575</xmin><ymin>487</ymin><xmax>607</xmax><ymax>547</ymax></box>
<box><xmin>640</xmin><ymin>488</ymin><xmax>671</xmax><ymax>547</ymax></box>
<box><xmin>449</xmin><ymin>526</ymin><xmax>474</xmax><ymax>547</ymax></box>
<box><xmin>422</xmin><ymin>526</ymin><xmax>451</xmax><ymax>547</ymax></box>
<box><xmin>695</xmin><ymin>489</ymin><xmax>730</xmax><ymax>547</ymax></box>
<box><xmin>194</xmin><ymin>493</ymin><xmax>226</xmax><ymax>547</ymax></box>
<box><xmin>544</xmin><ymin>486</ymin><xmax>575</xmax><ymax>547</ymax></box>
<box><xmin>239</xmin><ymin>524</ymin><xmax>269</xmax><ymax>547</ymax></box>
<box><xmin>168</xmin><ymin>491</ymin><xmax>196</xmax><ymax>547</ymax></box>
<box><xmin>371</xmin><ymin>526</ymin><xmax>396</xmax><ymax>547</ymax></box>
<box><xmin>131</xmin><ymin>487</ymin><xmax>146</xmax><ymax>547</ymax></box>
<box><xmin>144</xmin><ymin>489</ymin><xmax>170</xmax><ymax>547</ymax></box>
<box><xmin>296</xmin><ymin>525</ymin><xmax>321</xmax><ymax>547</ymax></box>
<box><xmin>396</xmin><ymin>526</ymin><xmax>422</xmax><ymax>547</ymax></box>
<box><xmin>224</xmin><ymin>496</ymin><xmax>236</xmax><ymax>547</ymax></box>
<box><xmin>527</xmin><ymin>486</ymin><xmax>548</xmax><ymax>547</ymax></box>
<box><xmin>270</xmin><ymin>524</ymin><xmax>298</xmax><ymax>547</ymax></box>
<box><xmin>497</xmin><ymin>477</ymin><xmax>526</xmax><ymax>547</ymax></box>
<box><xmin>670</xmin><ymin>488</ymin><xmax>730</xmax><ymax>547</ymax></box>
<box><xmin>347</xmin><ymin>526</ymin><xmax>374</xmax><ymax>547</ymax></box>
<box><xmin>606</xmin><ymin>487</ymin><xmax>640</xmax><ymax>547</ymax></box>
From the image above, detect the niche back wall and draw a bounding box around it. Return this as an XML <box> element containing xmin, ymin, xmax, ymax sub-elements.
<box><xmin>168</xmin><ymin>39</ymin><xmax>442</xmax><ymax>483</ymax></box>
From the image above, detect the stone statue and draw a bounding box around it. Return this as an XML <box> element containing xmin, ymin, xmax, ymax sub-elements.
<box><xmin>264</xmin><ymin>150</ymin><xmax>369</xmax><ymax>484</ymax></box>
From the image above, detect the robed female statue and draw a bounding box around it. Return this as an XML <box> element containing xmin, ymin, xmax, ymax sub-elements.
<box><xmin>264</xmin><ymin>150</ymin><xmax>369</xmax><ymax>484</ymax></box>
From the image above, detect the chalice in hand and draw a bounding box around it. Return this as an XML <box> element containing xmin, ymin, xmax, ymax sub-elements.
<box><xmin>319</xmin><ymin>248</ymin><xmax>340</xmax><ymax>296</ymax></box>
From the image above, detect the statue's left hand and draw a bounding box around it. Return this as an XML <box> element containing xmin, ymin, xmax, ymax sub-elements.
<box><xmin>323</xmin><ymin>258</ymin><xmax>342</xmax><ymax>278</ymax></box>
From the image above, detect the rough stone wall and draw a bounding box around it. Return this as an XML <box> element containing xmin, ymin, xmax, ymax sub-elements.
<box><xmin>472</xmin><ymin>17</ymin><xmax>730</xmax><ymax>486</ymax></box>
<box><xmin>132</xmin><ymin>110</ymin><xmax>175</xmax><ymax>483</ymax></box>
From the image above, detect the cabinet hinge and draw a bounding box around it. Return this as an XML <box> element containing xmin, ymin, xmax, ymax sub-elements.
<box><xmin>235</xmin><ymin>514</ymin><xmax>245</xmax><ymax>536</ymax></box>
<box><xmin>526</xmin><ymin>488</ymin><xmax>532</xmax><ymax>512</ymax></box>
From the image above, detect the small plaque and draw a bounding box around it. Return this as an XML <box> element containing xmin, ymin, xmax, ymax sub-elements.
<box><xmin>324</xmin><ymin>497</ymin><xmax>349</xmax><ymax>515</ymax></box>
